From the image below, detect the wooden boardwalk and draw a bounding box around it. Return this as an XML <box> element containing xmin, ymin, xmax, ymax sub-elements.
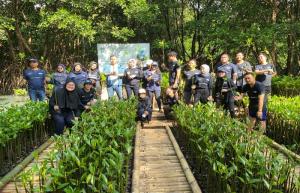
<box><xmin>0</xmin><ymin>142</ymin><xmax>55</xmax><ymax>193</ymax></box>
<box><xmin>132</xmin><ymin>112</ymin><xmax>202</xmax><ymax>193</ymax></box>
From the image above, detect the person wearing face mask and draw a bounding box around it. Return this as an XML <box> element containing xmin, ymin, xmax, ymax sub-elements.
<box><xmin>234</xmin><ymin>52</ymin><xmax>253</xmax><ymax>92</ymax></box>
<box><xmin>124</xmin><ymin>59</ymin><xmax>143</xmax><ymax>98</ymax></box>
<box><xmin>144</xmin><ymin>61</ymin><xmax>163</xmax><ymax>112</ymax></box>
<box><xmin>194</xmin><ymin>64</ymin><xmax>213</xmax><ymax>104</ymax></box>
<box><xmin>68</xmin><ymin>62</ymin><xmax>88</xmax><ymax>89</ymax></box>
<box><xmin>49</xmin><ymin>79</ymin><xmax>81</xmax><ymax>135</ymax></box>
<box><xmin>46</xmin><ymin>64</ymin><xmax>68</xmax><ymax>90</ymax></box>
<box><xmin>183</xmin><ymin>59</ymin><xmax>201</xmax><ymax>105</ymax></box>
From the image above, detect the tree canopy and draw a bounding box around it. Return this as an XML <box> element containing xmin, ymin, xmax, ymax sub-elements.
<box><xmin>0</xmin><ymin>0</ymin><xmax>300</xmax><ymax>93</ymax></box>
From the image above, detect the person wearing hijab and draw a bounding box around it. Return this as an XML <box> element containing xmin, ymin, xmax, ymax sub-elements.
<box><xmin>124</xmin><ymin>59</ymin><xmax>143</xmax><ymax>98</ymax></box>
<box><xmin>194</xmin><ymin>64</ymin><xmax>213</xmax><ymax>104</ymax></box>
<box><xmin>46</xmin><ymin>64</ymin><xmax>68</xmax><ymax>90</ymax></box>
<box><xmin>68</xmin><ymin>62</ymin><xmax>88</xmax><ymax>89</ymax></box>
<box><xmin>49</xmin><ymin>79</ymin><xmax>81</xmax><ymax>135</ymax></box>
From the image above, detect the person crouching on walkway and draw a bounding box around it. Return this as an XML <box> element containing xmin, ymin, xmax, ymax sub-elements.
<box><xmin>137</xmin><ymin>88</ymin><xmax>152</xmax><ymax>126</ymax></box>
<box><xmin>163</xmin><ymin>87</ymin><xmax>179</xmax><ymax>119</ymax></box>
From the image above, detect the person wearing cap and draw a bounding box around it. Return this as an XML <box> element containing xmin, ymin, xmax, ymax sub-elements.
<box><xmin>234</xmin><ymin>52</ymin><xmax>253</xmax><ymax>92</ymax></box>
<box><xmin>78</xmin><ymin>79</ymin><xmax>97</xmax><ymax>112</ymax></box>
<box><xmin>68</xmin><ymin>62</ymin><xmax>88</xmax><ymax>89</ymax></box>
<box><xmin>213</xmin><ymin>68</ymin><xmax>237</xmax><ymax>118</ymax></box>
<box><xmin>235</xmin><ymin>72</ymin><xmax>267</xmax><ymax>132</ymax></box>
<box><xmin>102</xmin><ymin>55</ymin><xmax>124</xmax><ymax>100</ymax></box>
<box><xmin>137</xmin><ymin>88</ymin><xmax>152</xmax><ymax>125</ymax></box>
<box><xmin>194</xmin><ymin>64</ymin><xmax>213</xmax><ymax>104</ymax></box>
<box><xmin>87</xmin><ymin>61</ymin><xmax>101</xmax><ymax>98</ymax></box>
<box><xmin>124</xmin><ymin>59</ymin><xmax>143</xmax><ymax>98</ymax></box>
<box><xmin>46</xmin><ymin>64</ymin><xmax>68</xmax><ymax>90</ymax></box>
<box><xmin>23</xmin><ymin>58</ymin><xmax>47</xmax><ymax>101</ymax></box>
<box><xmin>49</xmin><ymin>79</ymin><xmax>81</xmax><ymax>135</ymax></box>
<box><xmin>183</xmin><ymin>59</ymin><xmax>201</xmax><ymax>105</ymax></box>
<box><xmin>163</xmin><ymin>87</ymin><xmax>179</xmax><ymax>119</ymax></box>
<box><xmin>167</xmin><ymin>51</ymin><xmax>181</xmax><ymax>92</ymax></box>
<box><xmin>144</xmin><ymin>60</ymin><xmax>163</xmax><ymax>112</ymax></box>
<box><xmin>215</xmin><ymin>53</ymin><xmax>237</xmax><ymax>82</ymax></box>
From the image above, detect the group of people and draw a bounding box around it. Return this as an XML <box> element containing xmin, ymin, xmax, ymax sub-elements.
<box><xmin>136</xmin><ymin>51</ymin><xmax>276</xmax><ymax>132</ymax></box>
<box><xmin>22</xmin><ymin>50</ymin><xmax>276</xmax><ymax>134</ymax></box>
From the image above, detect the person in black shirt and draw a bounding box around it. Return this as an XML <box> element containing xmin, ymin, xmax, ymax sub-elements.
<box><xmin>183</xmin><ymin>59</ymin><xmax>200</xmax><ymax>105</ymax></box>
<box><xmin>79</xmin><ymin>79</ymin><xmax>97</xmax><ymax>112</ymax></box>
<box><xmin>235</xmin><ymin>72</ymin><xmax>267</xmax><ymax>132</ymax></box>
<box><xmin>137</xmin><ymin>88</ymin><xmax>152</xmax><ymax>126</ymax></box>
<box><xmin>167</xmin><ymin>51</ymin><xmax>181</xmax><ymax>99</ymax></box>
<box><xmin>214</xmin><ymin>69</ymin><xmax>236</xmax><ymax>118</ymax></box>
<box><xmin>163</xmin><ymin>87</ymin><xmax>179</xmax><ymax>119</ymax></box>
<box><xmin>49</xmin><ymin>79</ymin><xmax>81</xmax><ymax>135</ymax></box>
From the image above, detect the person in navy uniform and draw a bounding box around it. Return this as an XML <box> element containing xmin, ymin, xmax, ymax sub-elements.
<box><xmin>194</xmin><ymin>64</ymin><xmax>213</xmax><ymax>104</ymax></box>
<box><xmin>235</xmin><ymin>72</ymin><xmax>267</xmax><ymax>133</ymax></box>
<box><xmin>102</xmin><ymin>55</ymin><xmax>124</xmax><ymax>100</ymax></box>
<box><xmin>23</xmin><ymin>58</ymin><xmax>46</xmax><ymax>101</ymax></box>
<box><xmin>254</xmin><ymin>53</ymin><xmax>276</xmax><ymax>95</ymax></box>
<box><xmin>183</xmin><ymin>59</ymin><xmax>201</xmax><ymax>105</ymax></box>
<box><xmin>136</xmin><ymin>88</ymin><xmax>152</xmax><ymax>126</ymax></box>
<box><xmin>167</xmin><ymin>51</ymin><xmax>181</xmax><ymax>99</ymax></box>
<box><xmin>124</xmin><ymin>59</ymin><xmax>143</xmax><ymax>98</ymax></box>
<box><xmin>214</xmin><ymin>69</ymin><xmax>237</xmax><ymax>118</ymax></box>
<box><xmin>46</xmin><ymin>64</ymin><xmax>68</xmax><ymax>90</ymax></box>
<box><xmin>144</xmin><ymin>60</ymin><xmax>163</xmax><ymax>112</ymax></box>
<box><xmin>163</xmin><ymin>87</ymin><xmax>179</xmax><ymax>119</ymax></box>
<box><xmin>79</xmin><ymin>79</ymin><xmax>97</xmax><ymax>112</ymax></box>
<box><xmin>215</xmin><ymin>53</ymin><xmax>237</xmax><ymax>82</ymax></box>
<box><xmin>68</xmin><ymin>62</ymin><xmax>88</xmax><ymax>89</ymax></box>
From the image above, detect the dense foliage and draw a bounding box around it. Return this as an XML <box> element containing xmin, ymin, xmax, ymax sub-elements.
<box><xmin>0</xmin><ymin>101</ymin><xmax>48</xmax><ymax>147</ymax></box>
<box><xmin>174</xmin><ymin>103</ymin><xmax>300</xmax><ymax>193</ymax></box>
<box><xmin>267</xmin><ymin>96</ymin><xmax>300</xmax><ymax>154</ymax></box>
<box><xmin>18</xmin><ymin>99</ymin><xmax>136</xmax><ymax>193</ymax></box>
<box><xmin>1</xmin><ymin>0</ymin><xmax>300</xmax><ymax>94</ymax></box>
<box><xmin>272</xmin><ymin>76</ymin><xmax>300</xmax><ymax>97</ymax></box>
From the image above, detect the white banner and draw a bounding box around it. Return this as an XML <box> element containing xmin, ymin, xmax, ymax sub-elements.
<box><xmin>97</xmin><ymin>43</ymin><xmax>150</xmax><ymax>71</ymax></box>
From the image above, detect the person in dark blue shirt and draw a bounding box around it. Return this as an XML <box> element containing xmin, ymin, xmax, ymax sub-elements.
<box><xmin>214</xmin><ymin>53</ymin><xmax>237</xmax><ymax>81</ymax></box>
<box><xmin>144</xmin><ymin>61</ymin><xmax>162</xmax><ymax>112</ymax></box>
<box><xmin>79</xmin><ymin>79</ymin><xmax>97</xmax><ymax>112</ymax></box>
<box><xmin>68</xmin><ymin>62</ymin><xmax>88</xmax><ymax>89</ymax></box>
<box><xmin>136</xmin><ymin>88</ymin><xmax>152</xmax><ymax>127</ymax></box>
<box><xmin>23</xmin><ymin>58</ymin><xmax>46</xmax><ymax>101</ymax></box>
<box><xmin>194</xmin><ymin>64</ymin><xmax>213</xmax><ymax>104</ymax></box>
<box><xmin>235</xmin><ymin>72</ymin><xmax>267</xmax><ymax>133</ymax></box>
<box><xmin>167</xmin><ymin>51</ymin><xmax>181</xmax><ymax>99</ymax></box>
<box><xmin>183</xmin><ymin>59</ymin><xmax>201</xmax><ymax>105</ymax></box>
<box><xmin>163</xmin><ymin>87</ymin><xmax>179</xmax><ymax>119</ymax></box>
<box><xmin>47</xmin><ymin>64</ymin><xmax>68</xmax><ymax>90</ymax></box>
<box><xmin>124</xmin><ymin>59</ymin><xmax>143</xmax><ymax>98</ymax></box>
